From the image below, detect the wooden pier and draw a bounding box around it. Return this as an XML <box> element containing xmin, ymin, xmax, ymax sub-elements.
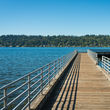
<box><xmin>1</xmin><ymin>52</ymin><xmax>110</xmax><ymax>110</ymax></box>
<box><xmin>40</xmin><ymin>53</ymin><xmax>110</xmax><ymax>110</ymax></box>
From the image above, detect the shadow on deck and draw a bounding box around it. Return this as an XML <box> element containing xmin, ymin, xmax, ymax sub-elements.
<box><xmin>40</xmin><ymin>54</ymin><xmax>80</xmax><ymax>110</ymax></box>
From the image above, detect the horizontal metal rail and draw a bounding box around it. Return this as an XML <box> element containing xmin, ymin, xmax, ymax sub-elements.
<box><xmin>102</xmin><ymin>56</ymin><xmax>110</xmax><ymax>73</ymax></box>
<box><xmin>0</xmin><ymin>50</ymin><xmax>77</xmax><ymax>110</ymax></box>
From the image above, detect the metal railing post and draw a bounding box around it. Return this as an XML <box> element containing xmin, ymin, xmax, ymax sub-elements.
<box><xmin>4</xmin><ymin>88</ymin><xmax>7</xmax><ymax>109</ymax></box>
<box><xmin>103</xmin><ymin>57</ymin><xmax>105</xmax><ymax>70</ymax></box>
<box><xmin>109</xmin><ymin>65</ymin><xmax>110</xmax><ymax>73</ymax></box>
<box><xmin>58</xmin><ymin>58</ymin><xmax>60</xmax><ymax>73</ymax></box>
<box><xmin>57</xmin><ymin>58</ymin><xmax>59</xmax><ymax>75</ymax></box>
<box><xmin>54</xmin><ymin>61</ymin><xmax>56</xmax><ymax>78</ymax></box>
<box><xmin>41</xmin><ymin>68</ymin><xmax>43</xmax><ymax>94</ymax></box>
<box><xmin>63</xmin><ymin>56</ymin><xmax>65</xmax><ymax>67</ymax></box>
<box><xmin>48</xmin><ymin>64</ymin><xmax>50</xmax><ymax>85</ymax></box>
<box><xmin>28</xmin><ymin>75</ymin><xmax>31</xmax><ymax>110</ymax></box>
<box><xmin>60</xmin><ymin>57</ymin><xmax>62</xmax><ymax>71</ymax></box>
<box><xmin>102</xmin><ymin>56</ymin><xmax>104</xmax><ymax>68</ymax></box>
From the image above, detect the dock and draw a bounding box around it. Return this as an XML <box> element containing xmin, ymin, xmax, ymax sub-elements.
<box><xmin>41</xmin><ymin>53</ymin><xmax>110</xmax><ymax>110</ymax></box>
<box><xmin>0</xmin><ymin>51</ymin><xmax>110</xmax><ymax>110</ymax></box>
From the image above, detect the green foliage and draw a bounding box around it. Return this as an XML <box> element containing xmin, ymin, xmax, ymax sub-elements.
<box><xmin>0</xmin><ymin>35</ymin><xmax>110</xmax><ymax>47</ymax></box>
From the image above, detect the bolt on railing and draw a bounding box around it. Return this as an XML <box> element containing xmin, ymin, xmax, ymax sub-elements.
<box><xmin>102</xmin><ymin>56</ymin><xmax>110</xmax><ymax>73</ymax></box>
<box><xmin>0</xmin><ymin>50</ymin><xmax>77</xmax><ymax>110</ymax></box>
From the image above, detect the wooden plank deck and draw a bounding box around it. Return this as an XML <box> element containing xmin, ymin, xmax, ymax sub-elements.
<box><xmin>75</xmin><ymin>53</ymin><xmax>110</xmax><ymax>110</ymax></box>
<box><xmin>41</xmin><ymin>53</ymin><xmax>110</xmax><ymax>110</ymax></box>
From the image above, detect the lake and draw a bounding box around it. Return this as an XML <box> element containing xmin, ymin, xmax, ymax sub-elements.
<box><xmin>0</xmin><ymin>47</ymin><xmax>110</xmax><ymax>88</ymax></box>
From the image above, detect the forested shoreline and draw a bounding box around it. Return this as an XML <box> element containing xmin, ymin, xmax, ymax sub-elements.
<box><xmin>0</xmin><ymin>35</ymin><xmax>110</xmax><ymax>47</ymax></box>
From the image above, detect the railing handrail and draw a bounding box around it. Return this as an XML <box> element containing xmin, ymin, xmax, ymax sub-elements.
<box><xmin>0</xmin><ymin>51</ymin><xmax>74</xmax><ymax>90</ymax></box>
<box><xmin>0</xmin><ymin>50</ymin><xmax>78</xmax><ymax>110</ymax></box>
<box><xmin>102</xmin><ymin>56</ymin><xmax>110</xmax><ymax>61</ymax></box>
<box><xmin>102</xmin><ymin>56</ymin><xmax>110</xmax><ymax>73</ymax></box>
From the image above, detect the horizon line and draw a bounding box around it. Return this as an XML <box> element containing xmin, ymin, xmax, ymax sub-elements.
<box><xmin>0</xmin><ymin>34</ymin><xmax>110</xmax><ymax>37</ymax></box>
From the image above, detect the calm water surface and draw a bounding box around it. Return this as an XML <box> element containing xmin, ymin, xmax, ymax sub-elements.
<box><xmin>0</xmin><ymin>47</ymin><xmax>110</xmax><ymax>87</ymax></box>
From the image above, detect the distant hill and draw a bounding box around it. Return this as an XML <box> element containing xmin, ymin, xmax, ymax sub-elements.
<box><xmin>0</xmin><ymin>35</ymin><xmax>110</xmax><ymax>47</ymax></box>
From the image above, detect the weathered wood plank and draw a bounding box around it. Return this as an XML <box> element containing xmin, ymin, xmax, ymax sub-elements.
<box><xmin>41</xmin><ymin>53</ymin><xmax>110</xmax><ymax>110</ymax></box>
<box><xmin>75</xmin><ymin>53</ymin><xmax>110</xmax><ymax>110</ymax></box>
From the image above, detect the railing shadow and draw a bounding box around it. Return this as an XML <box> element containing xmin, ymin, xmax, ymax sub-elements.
<box><xmin>61</xmin><ymin>54</ymin><xmax>80</xmax><ymax>110</ymax></box>
<box><xmin>72</xmin><ymin>55</ymin><xmax>80</xmax><ymax>110</ymax></box>
<box><xmin>55</xmin><ymin>64</ymin><xmax>76</xmax><ymax>110</ymax></box>
<box><xmin>40</xmin><ymin>54</ymin><xmax>80</xmax><ymax>110</ymax></box>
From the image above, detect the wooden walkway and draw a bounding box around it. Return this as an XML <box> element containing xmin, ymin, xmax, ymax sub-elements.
<box><xmin>41</xmin><ymin>53</ymin><xmax>110</xmax><ymax>110</ymax></box>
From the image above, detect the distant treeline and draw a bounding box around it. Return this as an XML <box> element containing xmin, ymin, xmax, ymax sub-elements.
<box><xmin>0</xmin><ymin>35</ymin><xmax>110</xmax><ymax>47</ymax></box>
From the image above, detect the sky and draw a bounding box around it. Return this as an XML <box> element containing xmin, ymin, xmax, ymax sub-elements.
<box><xmin>0</xmin><ymin>0</ymin><xmax>110</xmax><ymax>36</ymax></box>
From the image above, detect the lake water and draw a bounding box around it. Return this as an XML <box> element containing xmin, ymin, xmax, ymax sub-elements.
<box><xmin>0</xmin><ymin>47</ymin><xmax>110</xmax><ymax>88</ymax></box>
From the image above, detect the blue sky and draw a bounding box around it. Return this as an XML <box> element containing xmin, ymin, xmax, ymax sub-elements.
<box><xmin>0</xmin><ymin>0</ymin><xmax>110</xmax><ymax>35</ymax></box>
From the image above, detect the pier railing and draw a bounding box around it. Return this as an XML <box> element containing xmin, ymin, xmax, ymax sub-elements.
<box><xmin>0</xmin><ymin>50</ymin><xmax>77</xmax><ymax>110</ymax></box>
<box><xmin>87</xmin><ymin>49</ymin><xmax>98</xmax><ymax>64</ymax></box>
<box><xmin>102</xmin><ymin>56</ymin><xmax>110</xmax><ymax>73</ymax></box>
